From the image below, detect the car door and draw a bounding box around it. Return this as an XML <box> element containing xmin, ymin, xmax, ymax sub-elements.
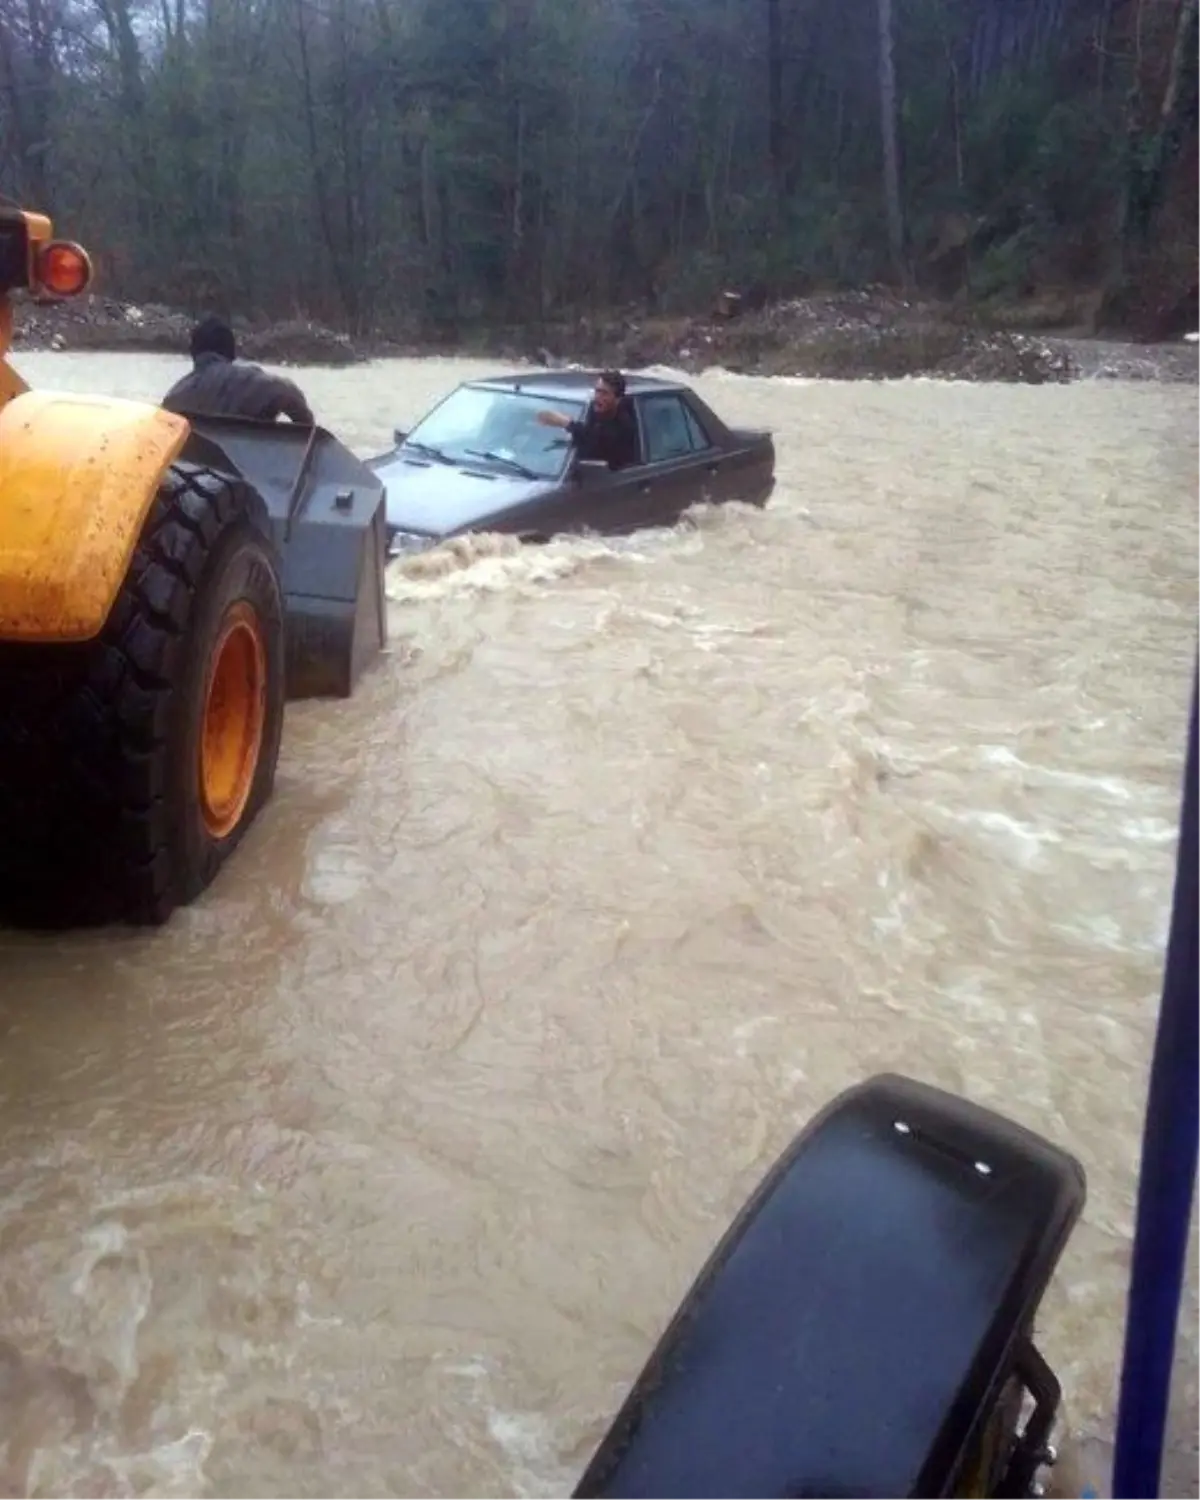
<box><xmin>682</xmin><ymin>393</ymin><xmax>769</xmax><ymax>507</ymax></box>
<box><xmin>566</xmin><ymin>460</ymin><xmax>653</xmax><ymax>537</ymax></box>
<box><xmin>633</xmin><ymin>391</ymin><xmax>725</xmax><ymax>525</ymax></box>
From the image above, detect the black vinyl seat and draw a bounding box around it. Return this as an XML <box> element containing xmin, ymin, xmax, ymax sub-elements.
<box><xmin>575</xmin><ymin>1073</ymin><xmax>1085</xmax><ymax>1500</ymax></box>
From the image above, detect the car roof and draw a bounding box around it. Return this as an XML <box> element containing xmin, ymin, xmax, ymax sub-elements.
<box><xmin>466</xmin><ymin>370</ymin><xmax>687</xmax><ymax>401</ymax></box>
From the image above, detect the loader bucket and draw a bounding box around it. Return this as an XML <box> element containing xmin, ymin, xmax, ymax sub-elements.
<box><xmin>180</xmin><ymin>416</ymin><xmax>388</xmax><ymax>700</ymax></box>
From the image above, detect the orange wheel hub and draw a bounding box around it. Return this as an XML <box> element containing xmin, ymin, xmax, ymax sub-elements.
<box><xmin>199</xmin><ymin>600</ymin><xmax>267</xmax><ymax>839</ymax></box>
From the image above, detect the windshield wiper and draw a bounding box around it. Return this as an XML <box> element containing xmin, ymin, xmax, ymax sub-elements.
<box><xmin>464</xmin><ymin>448</ymin><xmax>538</xmax><ymax>480</ymax></box>
<box><xmin>402</xmin><ymin>439</ymin><xmax>453</xmax><ymax>464</ymax></box>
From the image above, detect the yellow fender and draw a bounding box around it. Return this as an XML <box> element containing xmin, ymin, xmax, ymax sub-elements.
<box><xmin>0</xmin><ymin>303</ymin><xmax>29</xmax><ymax>412</ymax></box>
<box><xmin>0</xmin><ymin>389</ymin><xmax>189</xmax><ymax>642</ymax></box>
<box><xmin>0</xmin><ymin>355</ymin><xmax>28</xmax><ymax>412</ymax></box>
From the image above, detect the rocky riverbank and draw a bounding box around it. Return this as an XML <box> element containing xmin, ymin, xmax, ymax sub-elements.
<box><xmin>12</xmin><ymin>297</ymin><xmax>362</xmax><ymax>367</ymax></box>
<box><xmin>12</xmin><ymin>287</ymin><xmax>1198</xmax><ymax>385</ymax></box>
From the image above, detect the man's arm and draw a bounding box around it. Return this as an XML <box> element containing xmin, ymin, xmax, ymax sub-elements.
<box><xmin>537</xmin><ymin>408</ymin><xmax>589</xmax><ymax>439</ymax></box>
<box><xmin>273</xmin><ymin>375</ymin><xmax>314</xmax><ymax>426</ymax></box>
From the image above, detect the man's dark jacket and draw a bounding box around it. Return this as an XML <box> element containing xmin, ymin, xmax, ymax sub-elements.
<box><xmin>567</xmin><ymin>398</ymin><xmax>639</xmax><ymax>470</ymax></box>
<box><xmin>162</xmin><ymin>351</ymin><xmax>314</xmax><ymax>425</ymax></box>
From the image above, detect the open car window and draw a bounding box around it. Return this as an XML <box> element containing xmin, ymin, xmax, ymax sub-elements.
<box><xmin>403</xmin><ymin>386</ymin><xmax>585</xmax><ymax>480</ymax></box>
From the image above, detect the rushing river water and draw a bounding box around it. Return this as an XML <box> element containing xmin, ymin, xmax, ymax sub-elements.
<box><xmin>0</xmin><ymin>351</ymin><xmax>1196</xmax><ymax>1497</ymax></box>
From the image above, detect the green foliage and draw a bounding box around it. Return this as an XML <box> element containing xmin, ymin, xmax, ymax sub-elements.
<box><xmin>0</xmin><ymin>0</ymin><xmax>1192</xmax><ymax>328</ymax></box>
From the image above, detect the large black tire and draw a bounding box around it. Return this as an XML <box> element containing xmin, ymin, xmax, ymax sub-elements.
<box><xmin>0</xmin><ymin>463</ymin><xmax>286</xmax><ymax>928</ymax></box>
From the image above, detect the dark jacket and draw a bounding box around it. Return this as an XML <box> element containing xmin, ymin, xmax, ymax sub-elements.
<box><xmin>162</xmin><ymin>351</ymin><xmax>314</xmax><ymax>425</ymax></box>
<box><xmin>567</xmin><ymin>398</ymin><xmax>639</xmax><ymax>470</ymax></box>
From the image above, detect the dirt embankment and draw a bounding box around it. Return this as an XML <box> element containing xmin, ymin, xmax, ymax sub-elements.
<box><xmin>11</xmin><ymin>288</ymin><xmax>1198</xmax><ymax>384</ymax></box>
<box><xmin>512</xmin><ymin>300</ymin><xmax>1082</xmax><ymax>383</ymax></box>
<box><xmin>12</xmin><ymin>298</ymin><xmax>362</xmax><ymax>367</ymax></box>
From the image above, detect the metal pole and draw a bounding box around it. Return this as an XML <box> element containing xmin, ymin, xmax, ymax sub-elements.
<box><xmin>1112</xmin><ymin>669</ymin><xmax>1199</xmax><ymax>1498</ymax></box>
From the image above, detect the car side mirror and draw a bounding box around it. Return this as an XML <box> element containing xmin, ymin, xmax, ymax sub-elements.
<box><xmin>574</xmin><ymin>458</ymin><xmax>610</xmax><ymax>483</ymax></box>
<box><xmin>393</xmin><ymin>427</ymin><xmax>408</xmax><ymax>447</ymax></box>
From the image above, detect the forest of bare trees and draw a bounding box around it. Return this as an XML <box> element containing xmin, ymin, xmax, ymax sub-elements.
<box><xmin>1</xmin><ymin>0</ymin><xmax>1196</xmax><ymax>336</ymax></box>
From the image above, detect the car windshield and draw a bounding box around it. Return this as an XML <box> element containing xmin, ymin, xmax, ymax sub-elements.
<box><xmin>403</xmin><ymin>386</ymin><xmax>585</xmax><ymax>480</ymax></box>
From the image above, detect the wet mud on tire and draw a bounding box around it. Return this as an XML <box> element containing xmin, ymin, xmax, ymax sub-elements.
<box><xmin>0</xmin><ymin>464</ymin><xmax>285</xmax><ymax>929</ymax></box>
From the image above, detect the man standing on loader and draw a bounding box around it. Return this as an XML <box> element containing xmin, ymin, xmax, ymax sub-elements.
<box><xmin>162</xmin><ymin>316</ymin><xmax>315</xmax><ymax>425</ymax></box>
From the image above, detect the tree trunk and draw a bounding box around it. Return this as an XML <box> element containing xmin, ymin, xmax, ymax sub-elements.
<box><xmin>766</xmin><ymin>0</ymin><xmax>783</xmax><ymax>210</ymax></box>
<box><xmin>1100</xmin><ymin>0</ymin><xmax>1198</xmax><ymax>332</ymax></box>
<box><xmin>876</xmin><ymin>0</ymin><xmax>907</xmax><ymax>283</ymax></box>
<box><xmin>1120</xmin><ymin>0</ymin><xmax>1198</xmax><ymax>246</ymax></box>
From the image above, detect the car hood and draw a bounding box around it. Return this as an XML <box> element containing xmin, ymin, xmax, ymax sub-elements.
<box><xmin>370</xmin><ymin>451</ymin><xmax>556</xmax><ymax>537</ymax></box>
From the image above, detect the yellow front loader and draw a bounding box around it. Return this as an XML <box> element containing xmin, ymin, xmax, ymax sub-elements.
<box><xmin>0</xmin><ymin>205</ymin><xmax>388</xmax><ymax>927</ymax></box>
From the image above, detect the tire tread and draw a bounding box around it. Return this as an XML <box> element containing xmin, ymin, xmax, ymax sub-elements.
<box><xmin>0</xmin><ymin>462</ymin><xmax>280</xmax><ymax>927</ymax></box>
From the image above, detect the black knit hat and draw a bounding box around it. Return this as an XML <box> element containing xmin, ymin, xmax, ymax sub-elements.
<box><xmin>190</xmin><ymin>315</ymin><xmax>236</xmax><ymax>362</ymax></box>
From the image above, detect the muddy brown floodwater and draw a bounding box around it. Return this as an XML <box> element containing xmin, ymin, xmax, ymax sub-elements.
<box><xmin>0</xmin><ymin>351</ymin><xmax>1196</xmax><ymax>1498</ymax></box>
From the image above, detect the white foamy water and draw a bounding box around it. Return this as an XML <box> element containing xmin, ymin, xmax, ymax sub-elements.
<box><xmin>0</xmin><ymin>348</ymin><xmax>1196</xmax><ymax>1497</ymax></box>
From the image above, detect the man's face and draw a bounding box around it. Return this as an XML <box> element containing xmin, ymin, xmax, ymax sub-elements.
<box><xmin>593</xmin><ymin>380</ymin><xmax>619</xmax><ymax>417</ymax></box>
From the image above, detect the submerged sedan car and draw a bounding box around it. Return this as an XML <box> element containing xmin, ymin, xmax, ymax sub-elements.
<box><xmin>370</xmin><ymin>371</ymin><xmax>775</xmax><ymax>556</ymax></box>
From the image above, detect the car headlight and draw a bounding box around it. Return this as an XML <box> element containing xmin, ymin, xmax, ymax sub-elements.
<box><xmin>386</xmin><ymin>529</ymin><xmax>437</xmax><ymax>559</ymax></box>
